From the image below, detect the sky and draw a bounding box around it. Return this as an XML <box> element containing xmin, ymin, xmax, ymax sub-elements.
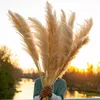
<box><xmin>0</xmin><ymin>0</ymin><xmax>100</xmax><ymax>70</ymax></box>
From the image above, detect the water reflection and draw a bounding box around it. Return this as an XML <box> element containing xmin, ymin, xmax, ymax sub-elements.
<box><xmin>65</xmin><ymin>91</ymin><xmax>86</xmax><ymax>98</ymax></box>
<box><xmin>13</xmin><ymin>78</ymin><xmax>100</xmax><ymax>99</ymax></box>
<box><xmin>13</xmin><ymin>78</ymin><xmax>34</xmax><ymax>99</ymax></box>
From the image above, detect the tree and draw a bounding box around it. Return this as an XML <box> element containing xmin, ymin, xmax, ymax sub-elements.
<box><xmin>0</xmin><ymin>45</ymin><xmax>22</xmax><ymax>99</ymax></box>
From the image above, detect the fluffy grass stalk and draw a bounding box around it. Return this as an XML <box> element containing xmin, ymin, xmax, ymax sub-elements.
<box><xmin>8</xmin><ymin>11</ymin><xmax>42</xmax><ymax>76</ymax></box>
<box><xmin>29</xmin><ymin>17</ymin><xmax>48</xmax><ymax>73</ymax></box>
<box><xmin>56</xmin><ymin>18</ymin><xmax>93</xmax><ymax>78</ymax></box>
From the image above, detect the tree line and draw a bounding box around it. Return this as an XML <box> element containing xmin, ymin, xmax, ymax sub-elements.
<box><xmin>63</xmin><ymin>64</ymin><xmax>100</xmax><ymax>94</ymax></box>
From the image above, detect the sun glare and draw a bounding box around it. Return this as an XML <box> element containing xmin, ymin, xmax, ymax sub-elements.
<box><xmin>17</xmin><ymin>51</ymin><xmax>37</xmax><ymax>70</ymax></box>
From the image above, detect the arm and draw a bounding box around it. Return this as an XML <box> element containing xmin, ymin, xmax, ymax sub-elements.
<box><xmin>33</xmin><ymin>78</ymin><xmax>42</xmax><ymax>100</ymax></box>
<box><xmin>53</xmin><ymin>79</ymin><xmax>67</xmax><ymax>100</ymax></box>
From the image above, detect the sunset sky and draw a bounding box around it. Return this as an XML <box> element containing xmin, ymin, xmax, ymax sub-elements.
<box><xmin>0</xmin><ymin>0</ymin><xmax>100</xmax><ymax>70</ymax></box>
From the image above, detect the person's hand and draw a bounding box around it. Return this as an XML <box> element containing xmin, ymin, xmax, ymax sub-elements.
<box><xmin>39</xmin><ymin>85</ymin><xmax>52</xmax><ymax>100</ymax></box>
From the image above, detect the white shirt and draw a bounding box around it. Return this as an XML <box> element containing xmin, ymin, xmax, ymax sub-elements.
<box><xmin>33</xmin><ymin>93</ymin><xmax>62</xmax><ymax>100</ymax></box>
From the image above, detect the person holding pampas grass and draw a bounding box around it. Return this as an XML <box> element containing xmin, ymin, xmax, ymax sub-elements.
<box><xmin>8</xmin><ymin>1</ymin><xmax>93</xmax><ymax>100</ymax></box>
<box><xmin>33</xmin><ymin>77</ymin><xmax>67</xmax><ymax>100</ymax></box>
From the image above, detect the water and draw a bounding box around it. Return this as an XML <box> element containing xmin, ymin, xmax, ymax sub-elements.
<box><xmin>13</xmin><ymin>79</ymin><xmax>34</xmax><ymax>99</ymax></box>
<box><xmin>13</xmin><ymin>78</ymin><xmax>100</xmax><ymax>99</ymax></box>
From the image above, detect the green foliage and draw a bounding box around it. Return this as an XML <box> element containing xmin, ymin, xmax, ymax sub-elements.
<box><xmin>0</xmin><ymin>67</ymin><xmax>14</xmax><ymax>99</ymax></box>
<box><xmin>0</xmin><ymin>45</ymin><xmax>22</xmax><ymax>99</ymax></box>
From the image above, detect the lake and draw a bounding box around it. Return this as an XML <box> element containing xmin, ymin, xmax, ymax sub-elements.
<box><xmin>13</xmin><ymin>78</ymin><xmax>100</xmax><ymax>99</ymax></box>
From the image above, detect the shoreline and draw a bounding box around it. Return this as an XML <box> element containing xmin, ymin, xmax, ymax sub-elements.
<box><xmin>68</xmin><ymin>86</ymin><xmax>100</xmax><ymax>96</ymax></box>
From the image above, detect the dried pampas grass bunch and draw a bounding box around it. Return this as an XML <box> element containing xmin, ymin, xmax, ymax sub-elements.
<box><xmin>8</xmin><ymin>1</ymin><xmax>93</xmax><ymax>100</ymax></box>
